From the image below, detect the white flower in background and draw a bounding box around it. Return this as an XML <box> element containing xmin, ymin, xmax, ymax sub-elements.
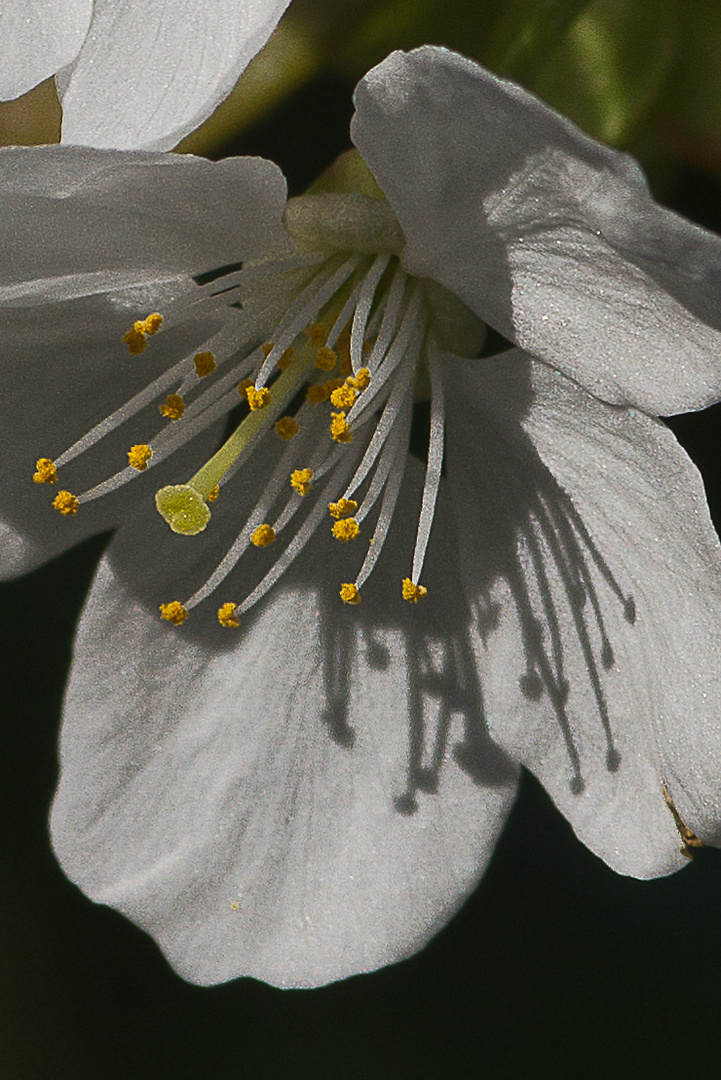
<box><xmin>0</xmin><ymin>0</ymin><xmax>292</xmax><ymax>150</ymax></box>
<box><xmin>1</xmin><ymin>46</ymin><xmax>721</xmax><ymax>988</ymax></box>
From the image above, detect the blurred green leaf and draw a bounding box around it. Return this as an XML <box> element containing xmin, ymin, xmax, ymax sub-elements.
<box><xmin>533</xmin><ymin>0</ymin><xmax>676</xmax><ymax>146</ymax></box>
<box><xmin>483</xmin><ymin>0</ymin><xmax>593</xmax><ymax>83</ymax></box>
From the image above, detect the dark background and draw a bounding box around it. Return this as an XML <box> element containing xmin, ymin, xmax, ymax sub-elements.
<box><xmin>1</xmin><ymin>71</ymin><xmax>720</xmax><ymax>1079</ymax></box>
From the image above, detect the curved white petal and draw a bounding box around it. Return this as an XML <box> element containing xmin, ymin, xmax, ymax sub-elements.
<box><xmin>0</xmin><ymin>146</ymin><xmax>290</xmax><ymax>287</ymax></box>
<box><xmin>60</xmin><ymin>0</ymin><xmax>293</xmax><ymax>151</ymax></box>
<box><xmin>51</xmin><ymin>462</ymin><xmax>518</xmax><ymax>987</ymax></box>
<box><xmin>443</xmin><ymin>349</ymin><xmax>721</xmax><ymax>876</ymax></box>
<box><xmin>353</xmin><ymin>47</ymin><xmax>721</xmax><ymax>414</ymax></box>
<box><xmin>0</xmin><ymin>0</ymin><xmax>92</xmax><ymax>100</ymax></box>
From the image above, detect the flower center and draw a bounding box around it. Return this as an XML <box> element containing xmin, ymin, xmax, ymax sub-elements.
<box><xmin>33</xmin><ymin>153</ymin><xmax>484</xmax><ymax>628</ymax></box>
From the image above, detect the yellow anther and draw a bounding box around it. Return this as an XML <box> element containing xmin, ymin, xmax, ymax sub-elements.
<box><xmin>402</xmin><ymin>578</ymin><xmax>427</xmax><ymax>603</ymax></box>
<box><xmin>217</xmin><ymin>602</ymin><xmax>240</xmax><ymax>628</ymax></box>
<box><xmin>237</xmin><ymin>378</ymin><xmax>254</xmax><ymax>400</ymax></box>
<box><xmin>122</xmin><ymin>313</ymin><xmax>163</xmax><ymax>355</ymax></box>
<box><xmin>305</xmin><ymin>322</ymin><xmax>327</xmax><ymax>347</ymax></box>
<box><xmin>53</xmin><ymin>490</ymin><xmax>79</xmax><ymax>516</ymax></box>
<box><xmin>330</xmin><ymin>412</ymin><xmax>353</xmax><ymax>443</ymax></box>
<box><xmin>278</xmin><ymin>347</ymin><xmax>295</xmax><ymax>371</ymax></box>
<box><xmin>330</xmin><ymin>384</ymin><xmax>357</xmax><ymax>409</ymax></box>
<box><xmin>122</xmin><ymin>327</ymin><xmax>147</xmax><ymax>355</ymax></box>
<box><xmin>246</xmin><ymin>386</ymin><xmax>271</xmax><ymax>411</ymax></box>
<box><xmin>332</xmin><ymin>518</ymin><xmax>360</xmax><ymax>542</ymax></box>
<box><xmin>193</xmin><ymin>350</ymin><xmax>216</xmax><ymax>377</ymax></box>
<box><xmin>251</xmin><ymin>523</ymin><xmax>276</xmax><ymax>548</ymax></box>
<box><xmin>274</xmin><ymin>416</ymin><xmax>299</xmax><ymax>440</ymax></box>
<box><xmin>347</xmin><ymin>367</ymin><xmax>371</xmax><ymax>391</ymax></box>
<box><xmin>328</xmin><ymin>497</ymin><xmax>357</xmax><ymax>519</ymax></box>
<box><xmin>142</xmin><ymin>313</ymin><xmax>163</xmax><ymax>335</ymax></box>
<box><xmin>262</xmin><ymin>341</ymin><xmax>275</xmax><ymax>358</ymax></box>
<box><xmin>155</xmin><ymin>484</ymin><xmax>211</xmax><ymax>535</ymax></box>
<box><xmin>128</xmin><ymin>444</ymin><xmax>153</xmax><ymax>471</ymax></box>
<box><xmin>159</xmin><ymin>601</ymin><xmax>188</xmax><ymax>625</ymax></box>
<box><xmin>207</xmin><ymin>484</ymin><xmax>220</xmax><ymax>502</ymax></box>
<box><xmin>33</xmin><ymin>458</ymin><xmax>57</xmax><ymax>484</ymax></box>
<box><xmin>290</xmin><ymin>468</ymin><xmax>313</xmax><ymax>496</ymax></box>
<box><xmin>158</xmin><ymin>393</ymin><xmax>185</xmax><ymax>420</ymax></box>
<box><xmin>315</xmin><ymin>345</ymin><xmax>337</xmax><ymax>371</ymax></box>
<box><xmin>339</xmin><ymin>583</ymin><xmax>361</xmax><ymax>605</ymax></box>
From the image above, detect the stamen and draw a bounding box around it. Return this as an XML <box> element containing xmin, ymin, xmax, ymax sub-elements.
<box><xmin>127</xmin><ymin>444</ymin><xmax>153</xmax><ymax>471</ymax></box>
<box><xmin>246</xmin><ymin>387</ymin><xmax>271</xmax><ymax>411</ymax></box>
<box><xmin>158</xmin><ymin>394</ymin><xmax>185</xmax><ymax>421</ymax></box>
<box><xmin>402</xmin><ymin>578</ymin><xmax>427</xmax><ymax>603</ymax></box>
<box><xmin>291</xmin><ymin>468</ymin><xmax>314</xmax><ymax>495</ymax></box>
<box><xmin>217</xmin><ymin>603</ymin><xmax>240</xmax><ymax>628</ymax></box>
<box><xmin>53</xmin><ymin>490</ymin><xmax>79</xmax><ymax>516</ymax></box>
<box><xmin>330</xmin><ymin>412</ymin><xmax>353</xmax><ymax>443</ymax></box>
<box><xmin>410</xmin><ymin>344</ymin><xmax>444</xmax><ymax>585</ymax></box>
<box><xmin>339</xmin><ymin>583</ymin><xmax>361</xmax><ymax>605</ymax></box>
<box><xmin>251</xmin><ymin>524</ymin><xmax>276</xmax><ymax>548</ymax></box>
<box><xmin>122</xmin><ymin>312</ymin><xmax>163</xmax><ymax>355</ymax></box>
<box><xmin>330</xmin><ymin>384</ymin><xmax>358</xmax><ymax>409</ymax></box>
<box><xmin>315</xmin><ymin>346</ymin><xmax>337</xmax><ymax>371</ymax></box>
<box><xmin>33</xmin><ymin>458</ymin><xmax>57</xmax><ymax>484</ymax></box>
<box><xmin>329</xmin><ymin>498</ymin><xmax>358</xmax><ymax>519</ymax></box>
<box><xmin>274</xmin><ymin>416</ymin><xmax>300</xmax><ymax>440</ymax></box>
<box><xmin>350</xmin><ymin>254</ymin><xmax>390</xmax><ymax>372</ymax></box>
<box><xmin>159</xmin><ymin>601</ymin><xmax>188</xmax><ymax>625</ymax></box>
<box><xmin>193</xmin><ymin>350</ymin><xmax>216</xmax><ymax>377</ymax></box>
<box><xmin>332</xmin><ymin>518</ymin><xmax>360</xmax><ymax>542</ymax></box>
<box><xmin>237</xmin><ymin>379</ymin><xmax>254</xmax><ymax>400</ymax></box>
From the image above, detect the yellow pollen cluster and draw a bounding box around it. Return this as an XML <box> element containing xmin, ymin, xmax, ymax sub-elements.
<box><xmin>315</xmin><ymin>346</ymin><xmax>337</xmax><ymax>371</ymax></box>
<box><xmin>329</xmin><ymin>497</ymin><xmax>357</xmax><ymax>519</ymax></box>
<box><xmin>159</xmin><ymin>601</ymin><xmax>188</xmax><ymax>625</ymax></box>
<box><xmin>122</xmin><ymin>312</ymin><xmax>163</xmax><ymax>355</ymax></box>
<box><xmin>251</xmin><ymin>523</ymin><xmax>276</xmax><ymax>548</ymax></box>
<box><xmin>208</xmin><ymin>484</ymin><xmax>220</xmax><ymax>502</ymax></box>
<box><xmin>128</xmin><ymin>444</ymin><xmax>153</xmax><ymax>471</ymax></box>
<box><xmin>329</xmin><ymin>384</ymin><xmax>357</xmax><ymax>409</ymax></box>
<box><xmin>247</xmin><ymin>386</ymin><xmax>271</xmax><ymax>411</ymax></box>
<box><xmin>330</xmin><ymin>412</ymin><xmax>353</xmax><ymax>443</ymax></box>
<box><xmin>305</xmin><ymin>322</ymin><xmax>327</xmax><ymax>347</ymax></box>
<box><xmin>53</xmin><ymin>490</ymin><xmax>79</xmax><ymax>516</ymax></box>
<box><xmin>278</xmin><ymin>347</ymin><xmax>295</xmax><ymax>371</ymax></box>
<box><xmin>339</xmin><ymin>583</ymin><xmax>360</xmax><ymax>605</ymax></box>
<box><xmin>274</xmin><ymin>416</ymin><xmax>299</xmax><ymax>440</ymax></box>
<box><xmin>402</xmin><ymin>578</ymin><xmax>427</xmax><ymax>603</ymax></box>
<box><xmin>158</xmin><ymin>393</ymin><xmax>185</xmax><ymax>420</ymax></box>
<box><xmin>290</xmin><ymin>468</ymin><xmax>313</xmax><ymax>496</ymax></box>
<box><xmin>237</xmin><ymin>378</ymin><xmax>253</xmax><ymax>400</ymax></box>
<box><xmin>347</xmin><ymin>367</ymin><xmax>371</xmax><ymax>391</ymax></box>
<box><xmin>193</xmin><ymin>350</ymin><xmax>216</xmax><ymax>377</ymax></box>
<box><xmin>217</xmin><ymin>602</ymin><xmax>240</xmax><ymax>628</ymax></box>
<box><xmin>332</xmin><ymin>518</ymin><xmax>360</xmax><ymax>542</ymax></box>
<box><xmin>33</xmin><ymin>457</ymin><xmax>57</xmax><ymax>484</ymax></box>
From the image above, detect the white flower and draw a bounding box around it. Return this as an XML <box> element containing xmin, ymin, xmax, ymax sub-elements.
<box><xmin>1</xmin><ymin>46</ymin><xmax>721</xmax><ymax>989</ymax></box>
<box><xmin>0</xmin><ymin>0</ymin><xmax>292</xmax><ymax>150</ymax></box>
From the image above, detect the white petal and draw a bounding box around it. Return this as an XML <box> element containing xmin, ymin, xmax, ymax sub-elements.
<box><xmin>0</xmin><ymin>146</ymin><xmax>291</xmax><ymax>287</ymax></box>
<box><xmin>443</xmin><ymin>349</ymin><xmax>721</xmax><ymax>876</ymax></box>
<box><xmin>60</xmin><ymin>0</ymin><xmax>293</xmax><ymax>151</ymax></box>
<box><xmin>51</xmin><ymin>462</ymin><xmax>518</xmax><ymax>987</ymax></box>
<box><xmin>0</xmin><ymin>0</ymin><xmax>92</xmax><ymax>100</ymax></box>
<box><xmin>353</xmin><ymin>47</ymin><xmax>721</xmax><ymax>414</ymax></box>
